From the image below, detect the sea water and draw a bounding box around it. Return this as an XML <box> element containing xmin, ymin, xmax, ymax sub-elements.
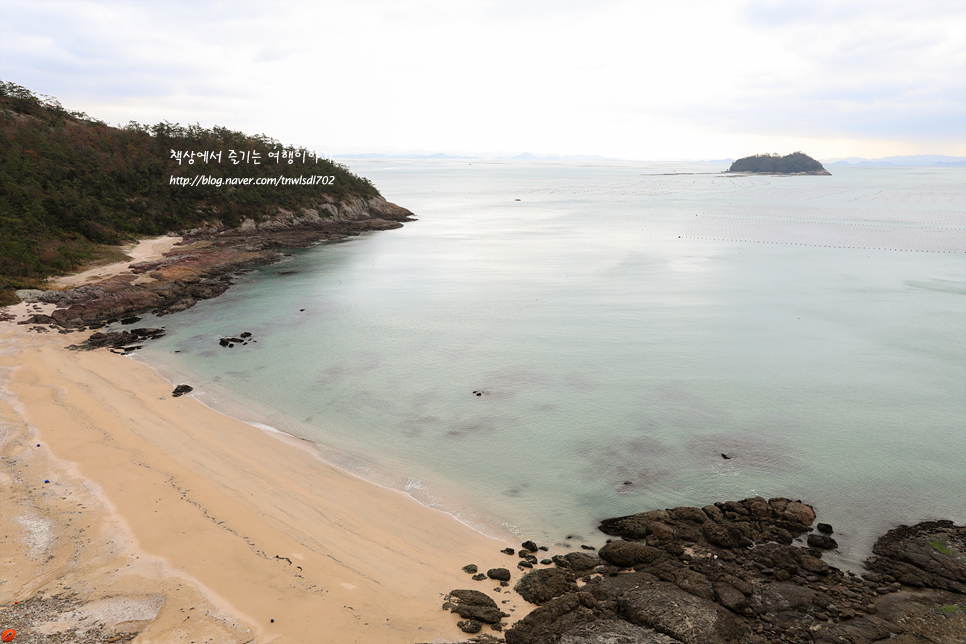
<box><xmin>134</xmin><ymin>161</ymin><xmax>966</xmax><ymax>569</ymax></box>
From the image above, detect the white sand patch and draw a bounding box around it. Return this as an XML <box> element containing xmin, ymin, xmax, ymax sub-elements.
<box><xmin>50</xmin><ymin>234</ymin><xmax>182</xmax><ymax>289</ymax></box>
<box><xmin>14</xmin><ymin>510</ymin><xmax>55</xmax><ymax>557</ymax></box>
<box><xmin>36</xmin><ymin>595</ymin><xmax>166</xmax><ymax>634</ymax></box>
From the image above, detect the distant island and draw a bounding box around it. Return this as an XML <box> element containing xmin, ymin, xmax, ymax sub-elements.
<box><xmin>728</xmin><ymin>152</ymin><xmax>831</xmax><ymax>175</ymax></box>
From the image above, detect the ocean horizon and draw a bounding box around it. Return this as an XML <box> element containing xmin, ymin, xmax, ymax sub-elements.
<box><xmin>131</xmin><ymin>159</ymin><xmax>966</xmax><ymax>571</ymax></box>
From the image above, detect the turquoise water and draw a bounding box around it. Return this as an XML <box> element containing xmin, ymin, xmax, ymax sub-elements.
<box><xmin>135</xmin><ymin>161</ymin><xmax>966</xmax><ymax>568</ymax></box>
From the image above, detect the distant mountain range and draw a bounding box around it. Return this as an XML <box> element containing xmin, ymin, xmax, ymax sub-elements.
<box><xmin>334</xmin><ymin>152</ymin><xmax>965</xmax><ymax>166</ymax></box>
<box><xmin>335</xmin><ymin>152</ymin><xmax>623</xmax><ymax>162</ymax></box>
<box><xmin>824</xmin><ymin>155</ymin><xmax>966</xmax><ymax>167</ymax></box>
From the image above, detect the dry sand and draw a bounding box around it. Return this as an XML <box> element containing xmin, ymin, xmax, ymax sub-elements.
<box><xmin>0</xmin><ymin>261</ymin><xmax>531</xmax><ymax>643</ymax></box>
<box><xmin>49</xmin><ymin>235</ymin><xmax>183</xmax><ymax>289</ymax></box>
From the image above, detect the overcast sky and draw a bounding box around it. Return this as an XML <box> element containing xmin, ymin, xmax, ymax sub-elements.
<box><xmin>2</xmin><ymin>0</ymin><xmax>964</xmax><ymax>160</ymax></box>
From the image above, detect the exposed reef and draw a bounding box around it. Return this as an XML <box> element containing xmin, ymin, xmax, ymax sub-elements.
<box><xmin>436</xmin><ymin>497</ymin><xmax>965</xmax><ymax>644</ymax></box>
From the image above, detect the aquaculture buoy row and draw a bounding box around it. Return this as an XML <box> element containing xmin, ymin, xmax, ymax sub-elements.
<box><xmin>677</xmin><ymin>237</ymin><xmax>962</xmax><ymax>252</ymax></box>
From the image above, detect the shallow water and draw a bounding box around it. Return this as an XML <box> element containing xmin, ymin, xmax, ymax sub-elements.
<box><xmin>135</xmin><ymin>161</ymin><xmax>966</xmax><ymax>569</ymax></box>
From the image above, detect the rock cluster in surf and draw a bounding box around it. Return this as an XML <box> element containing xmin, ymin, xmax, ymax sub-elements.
<box><xmin>435</xmin><ymin>496</ymin><xmax>965</xmax><ymax>644</ymax></box>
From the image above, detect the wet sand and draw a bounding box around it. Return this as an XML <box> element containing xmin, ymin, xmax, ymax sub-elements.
<box><xmin>0</xmin><ymin>321</ymin><xmax>525</xmax><ymax>642</ymax></box>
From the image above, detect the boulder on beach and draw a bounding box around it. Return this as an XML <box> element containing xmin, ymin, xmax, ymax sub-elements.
<box><xmin>487</xmin><ymin>568</ymin><xmax>511</xmax><ymax>582</ymax></box>
<box><xmin>443</xmin><ymin>589</ymin><xmax>507</xmax><ymax>624</ymax></box>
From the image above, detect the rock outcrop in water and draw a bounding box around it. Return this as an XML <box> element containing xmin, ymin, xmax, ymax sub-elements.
<box><xmin>14</xmin><ymin>196</ymin><xmax>414</xmax><ymax>329</ymax></box>
<box><xmin>433</xmin><ymin>497</ymin><xmax>966</xmax><ymax>644</ymax></box>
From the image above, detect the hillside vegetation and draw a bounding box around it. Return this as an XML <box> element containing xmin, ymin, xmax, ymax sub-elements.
<box><xmin>729</xmin><ymin>152</ymin><xmax>829</xmax><ymax>174</ymax></box>
<box><xmin>0</xmin><ymin>80</ymin><xmax>379</xmax><ymax>304</ymax></box>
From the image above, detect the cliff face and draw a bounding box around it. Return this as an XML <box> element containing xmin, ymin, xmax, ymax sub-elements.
<box><xmin>16</xmin><ymin>196</ymin><xmax>414</xmax><ymax>328</ymax></box>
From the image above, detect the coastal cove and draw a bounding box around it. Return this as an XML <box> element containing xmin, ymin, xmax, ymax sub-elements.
<box><xmin>127</xmin><ymin>160</ymin><xmax>966</xmax><ymax>570</ymax></box>
<box><xmin>2</xmin><ymin>159</ymin><xmax>964</xmax><ymax>642</ymax></box>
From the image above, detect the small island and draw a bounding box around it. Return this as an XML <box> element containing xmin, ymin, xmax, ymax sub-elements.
<box><xmin>728</xmin><ymin>152</ymin><xmax>831</xmax><ymax>175</ymax></box>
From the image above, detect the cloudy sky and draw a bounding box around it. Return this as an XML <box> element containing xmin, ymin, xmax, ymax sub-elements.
<box><xmin>2</xmin><ymin>0</ymin><xmax>964</xmax><ymax>160</ymax></box>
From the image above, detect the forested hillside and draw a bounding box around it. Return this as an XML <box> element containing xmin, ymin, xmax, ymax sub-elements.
<box><xmin>729</xmin><ymin>152</ymin><xmax>829</xmax><ymax>174</ymax></box>
<box><xmin>0</xmin><ymin>81</ymin><xmax>378</xmax><ymax>304</ymax></box>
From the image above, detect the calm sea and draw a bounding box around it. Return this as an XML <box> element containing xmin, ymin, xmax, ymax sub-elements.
<box><xmin>134</xmin><ymin>160</ymin><xmax>966</xmax><ymax>569</ymax></box>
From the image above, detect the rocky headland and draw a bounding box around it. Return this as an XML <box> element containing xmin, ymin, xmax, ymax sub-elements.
<box><xmin>437</xmin><ymin>497</ymin><xmax>965</xmax><ymax>644</ymax></box>
<box><xmin>12</xmin><ymin>195</ymin><xmax>413</xmax><ymax>329</ymax></box>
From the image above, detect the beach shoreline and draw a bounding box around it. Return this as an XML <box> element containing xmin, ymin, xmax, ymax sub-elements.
<box><xmin>0</xmin><ymin>323</ymin><xmax>528</xmax><ymax>642</ymax></box>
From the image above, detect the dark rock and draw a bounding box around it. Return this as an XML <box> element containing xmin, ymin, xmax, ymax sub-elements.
<box><xmin>598</xmin><ymin>542</ymin><xmax>668</xmax><ymax>569</ymax></box>
<box><xmin>781</xmin><ymin>500</ymin><xmax>816</xmax><ymax>526</ymax></box>
<box><xmin>671</xmin><ymin>568</ymin><xmax>714</xmax><ymax>601</ymax></box>
<box><xmin>457</xmin><ymin>619</ymin><xmax>482</xmax><ymax>634</ymax></box>
<box><xmin>70</xmin><ymin>328</ymin><xmax>166</xmax><ymax>351</ymax></box>
<box><xmin>18</xmin><ymin>314</ymin><xmax>57</xmax><ymax>325</ymax></box>
<box><xmin>490</xmin><ymin>500</ymin><xmax>965</xmax><ymax>644</ymax></box>
<box><xmin>648</xmin><ymin>522</ymin><xmax>676</xmax><ymax>540</ymax></box>
<box><xmin>463</xmin><ymin>564</ymin><xmax>478</xmax><ymax>574</ymax></box>
<box><xmin>669</xmin><ymin>506</ymin><xmax>709</xmax><ymax>524</ymax></box>
<box><xmin>171</xmin><ymin>384</ymin><xmax>193</xmax><ymax>397</ymax></box>
<box><xmin>514</xmin><ymin>568</ymin><xmax>578</xmax><ymax>605</ymax></box>
<box><xmin>240</xmin><ymin>331</ymin><xmax>252</xmax><ymax>338</ymax></box>
<box><xmin>487</xmin><ymin>568</ymin><xmax>511</xmax><ymax>582</ymax></box>
<box><xmin>800</xmin><ymin>554</ymin><xmax>830</xmax><ymax>575</ymax></box>
<box><xmin>558</xmin><ymin>620</ymin><xmax>678</xmax><ymax>643</ymax></box>
<box><xmin>444</xmin><ymin>589</ymin><xmax>508</xmax><ymax>624</ymax></box>
<box><xmin>580</xmin><ymin>545</ymin><xmax>596</xmax><ymax>550</ymax></box>
<box><xmin>505</xmin><ymin>592</ymin><xmax>609</xmax><ymax>644</ymax></box>
<box><xmin>598</xmin><ymin>510</ymin><xmax>670</xmax><ymax>540</ymax></box>
<box><xmin>621</xmin><ymin>582</ymin><xmax>746</xmax><ymax>644</ymax></box>
<box><xmin>472</xmin><ymin>573</ymin><xmax>486</xmax><ymax>581</ymax></box>
<box><xmin>119</xmin><ymin>316</ymin><xmax>142</xmax><ymax>325</ymax></box>
<box><xmin>540</xmin><ymin>559</ymin><xmax>553</xmax><ymax>565</ymax></box>
<box><xmin>502</xmin><ymin>548</ymin><xmax>516</xmax><ymax>556</ymax></box>
<box><xmin>759</xmin><ymin>581</ymin><xmax>818</xmax><ymax>613</ymax></box>
<box><xmin>808</xmin><ymin>533</ymin><xmax>839</xmax><ymax>549</ymax></box>
<box><xmin>865</xmin><ymin>520</ymin><xmax>966</xmax><ymax>593</ymax></box>
<box><xmin>557</xmin><ymin>552</ymin><xmax>601</xmax><ymax>573</ymax></box>
<box><xmin>702</xmin><ymin>504</ymin><xmax>724</xmax><ymax>523</ymax></box>
<box><xmin>522</xmin><ymin>540</ymin><xmax>538</xmax><ymax>552</ymax></box>
<box><xmin>701</xmin><ymin>520</ymin><xmax>750</xmax><ymax>548</ymax></box>
<box><xmin>712</xmin><ymin>582</ymin><xmax>748</xmax><ymax>612</ymax></box>
<box><xmin>817</xmin><ymin>522</ymin><xmax>834</xmax><ymax>534</ymax></box>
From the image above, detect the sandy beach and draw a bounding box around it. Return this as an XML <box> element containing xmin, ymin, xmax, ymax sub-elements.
<box><xmin>49</xmin><ymin>235</ymin><xmax>185</xmax><ymax>290</ymax></box>
<box><xmin>0</xmin><ymin>246</ymin><xmax>528</xmax><ymax>642</ymax></box>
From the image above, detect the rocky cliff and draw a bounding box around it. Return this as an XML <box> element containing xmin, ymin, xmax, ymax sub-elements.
<box><xmin>15</xmin><ymin>195</ymin><xmax>414</xmax><ymax>328</ymax></box>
